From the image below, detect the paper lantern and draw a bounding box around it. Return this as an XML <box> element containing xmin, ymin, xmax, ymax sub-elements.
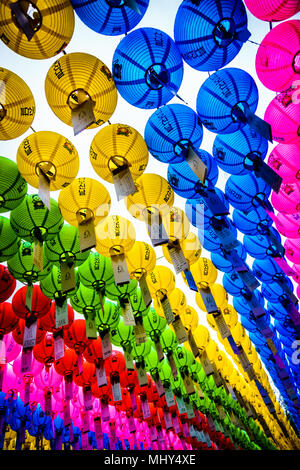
<box><xmin>45</xmin><ymin>52</ymin><xmax>117</xmax><ymax>133</ymax></box>
<box><xmin>0</xmin><ymin>216</ymin><xmax>20</xmax><ymax>262</ymax></box>
<box><xmin>71</xmin><ymin>0</ymin><xmax>149</xmax><ymax>36</ymax></box>
<box><xmin>243</xmin><ymin>0</ymin><xmax>300</xmax><ymax>22</ymax></box>
<box><xmin>112</xmin><ymin>27</ymin><xmax>184</xmax><ymax>109</ymax></box>
<box><xmin>195</xmin><ymin>283</ymin><xmax>228</xmax><ymax>312</ymax></box>
<box><xmin>167</xmin><ymin>150</ymin><xmax>219</xmax><ymax>199</ymax></box>
<box><xmin>40</xmin><ymin>265</ymin><xmax>79</xmax><ymax>305</ymax></box>
<box><xmin>267</xmin><ymin>143</ymin><xmax>300</xmax><ymax>184</ymax></box>
<box><xmin>144</xmin><ymin>104</ymin><xmax>203</xmax><ymax>164</ymax></box>
<box><xmin>232</xmin><ymin>206</ymin><xmax>273</xmax><ymax>235</ymax></box>
<box><xmin>213</xmin><ymin>127</ymin><xmax>269</xmax><ymax>176</ymax></box>
<box><xmin>12</xmin><ymin>285</ymin><xmax>51</xmax><ymax>321</ymax></box>
<box><xmin>0</xmin><ymin>302</ymin><xmax>19</xmax><ymax>336</ymax></box>
<box><xmin>0</xmin><ymin>0</ymin><xmax>74</xmax><ymax>59</ymax></box>
<box><xmin>104</xmin><ymin>279</ymin><xmax>137</xmax><ymax>303</ymax></box>
<box><xmin>243</xmin><ymin>229</ymin><xmax>282</xmax><ymax>259</ymax></box>
<box><xmin>185</xmin><ymin>188</ymin><xmax>229</xmax><ymax>230</ymax></box>
<box><xmin>264</xmin><ymin>88</ymin><xmax>300</xmax><ymax>144</ymax></box>
<box><xmin>0</xmin><ymin>156</ymin><xmax>27</xmax><ymax>213</ymax></box>
<box><xmin>39</xmin><ymin>301</ymin><xmax>74</xmax><ymax>333</ymax></box>
<box><xmin>188</xmin><ymin>257</ymin><xmax>217</xmax><ymax>288</ymax></box>
<box><xmin>163</xmin><ymin>231</ymin><xmax>202</xmax><ymax>267</ymax></box>
<box><xmin>12</xmin><ymin>318</ymin><xmax>45</xmax><ymax>346</ymax></box>
<box><xmin>225</xmin><ymin>173</ymin><xmax>271</xmax><ymax>212</ymax></box>
<box><xmin>196</xmin><ymin>68</ymin><xmax>259</xmax><ymax>135</ymax></box>
<box><xmin>7</xmin><ymin>241</ymin><xmax>52</xmax><ymax>285</ymax></box>
<box><xmin>17</xmin><ymin>130</ymin><xmax>79</xmax><ymax>196</ymax></box>
<box><xmin>284</xmin><ymin>239</ymin><xmax>300</xmax><ymax>264</ymax></box>
<box><xmin>0</xmin><ymin>265</ymin><xmax>16</xmax><ymax>302</ymax></box>
<box><xmin>211</xmin><ymin>242</ymin><xmax>247</xmax><ymax>272</ymax></box>
<box><xmin>125</xmin><ymin>242</ymin><xmax>156</xmax><ymax>281</ymax></box>
<box><xmin>94</xmin><ymin>300</ymin><xmax>120</xmax><ymax>334</ymax></box>
<box><xmin>275</xmin><ymin>213</ymin><xmax>300</xmax><ymax>239</ymax></box>
<box><xmin>174</xmin><ymin>0</ymin><xmax>249</xmax><ymax>72</ymax></box>
<box><xmin>58</xmin><ymin>177</ymin><xmax>111</xmax><ymax>252</ymax></box>
<box><xmin>256</xmin><ymin>20</ymin><xmax>300</xmax><ymax>92</ymax></box>
<box><xmin>90</xmin><ymin>123</ymin><xmax>148</xmax><ymax>199</ymax></box>
<box><xmin>77</xmin><ymin>252</ymin><xmax>114</xmax><ymax>304</ymax></box>
<box><xmin>0</xmin><ymin>68</ymin><xmax>35</xmax><ymax>140</ymax></box>
<box><xmin>271</xmin><ymin>181</ymin><xmax>300</xmax><ymax>214</ymax></box>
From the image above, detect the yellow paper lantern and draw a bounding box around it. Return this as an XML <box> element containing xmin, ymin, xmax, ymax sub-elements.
<box><xmin>163</xmin><ymin>231</ymin><xmax>202</xmax><ymax>266</ymax></box>
<box><xmin>195</xmin><ymin>283</ymin><xmax>228</xmax><ymax>312</ymax></box>
<box><xmin>16</xmin><ymin>131</ymin><xmax>79</xmax><ymax>190</ymax></box>
<box><xmin>0</xmin><ymin>68</ymin><xmax>35</xmax><ymax>140</ymax></box>
<box><xmin>154</xmin><ymin>287</ymin><xmax>186</xmax><ymax>318</ymax></box>
<box><xmin>161</xmin><ymin>207</ymin><xmax>190</xmax><ymax>242</ymax></box>
<box><xmin>220</xmin><ymin>304</ymin><xmax>238</xmax><ymax>329</ymax></box>
<box><xmin>125</xmin><ymin>241</ymin><xmax>156</xmax><ymax>280</ymax></box>
<box><xmin>180</xmin><ymin>305</ymin><xmax>199</xmax><ymax>332</ymax></box>
<box><xmin>146</xmin><ymin>265</ymin><xmax>175</xmax><ymax>300</ymax></box>
<box><xmin>193</xmin><ymin>324</ymin><xmax>210</xmax><ymax>351</ymax></box>
<box><xmin>186</xmin><ymin>257</ymin><xmax>217</xmax><ymax>289</ymax></box>
<box><xmin>95</xmin><ymin>215</ymin><xmax>135</xmax><ymax>257</ymax></box>
<box><xmin>0</xmin><ymin>0</ymin><xmax>74</xmax><ymax>60</ymax></box>
<box><xmin>45</xmin><ymin>52</ymin><xmax>117</xmax><ymax>129</ymax></box>
<box><xmin>90</xmin><ymin>123</ymin><xmax>148</xmax><ymax>184</ymax></box>
<box><xmin>58</xmin><ymin>177</ymin><xmax>111</xmax><ymax>227</ymax></box>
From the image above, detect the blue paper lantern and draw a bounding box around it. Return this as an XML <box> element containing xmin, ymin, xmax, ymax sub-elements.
<box><xmin>233</xmin><ymin>290</ymin><xmax>265</xmax><ymax>316</ymax></box>
<box><xmin>198</xmin><ymin>218</ymin><xmax>237</xmax><ymax>254</ymax></box>
<box><xmin>112</xmin><ymin>27</ymin><xmax>184</xmax><ymax>109</ymax></box>
<box><xmin>196</xmin><ymin>68</ymin><xmax>258</xmax><ymax>135</ymax></box>
<box><xmin>225</xmin><ymin>173</ymin><xmax>271</xmax><ymax>213</ymax></box>
<box><xmin>211</xmin><ymin>242</ymin><xmax>247</xmax><ymax>273</ymax></box>
<box><xmin>167</xmin><ymin>150</ymin><xmax>219</xmax><ymax>199</ymax></box>
<box><xmin>174</xmin><ymin>0</ymin><xmax>249</xmax><ymax>72</ymax></box>
<box><xmin>243</xmin><ymin>229</ymin><xmax>282</xmax><ymax>259</ymax></box>
<box><xmin>185</xmin><ymin>188</ymin><xmax>229</xmax><ymax>229</ymax></box>
<box><xmin>252</xmin><ymin>258</ymin><xmax>285</xmax><ymax>283</ymax></box>
<box><xmin>232</xmin><ymin>206</ymin><xmax>273</xmax><ymax>236</ymax></box>
<box><xmin>222</xmin><ymin>271</ymin><xmax>244</xmax><ymax>296</ymax></box>
<box><xmin>71</xmin><ymin>0</ymin><xmax>149</xmax><ymax>36</ymax></box>
<box><xmin>212</xmin><ymin>127</ymin><xmax>268</xmax><ymax>175</ymax></box>
<box><xmin>144</xmin><ymin>104</ymin><xmax>203</xmax><ymax>164</ymax></box>
<box><xmin>261</xmin><ymin>279</ymin><xmax>294</xmax><ymax>303</ymax></box>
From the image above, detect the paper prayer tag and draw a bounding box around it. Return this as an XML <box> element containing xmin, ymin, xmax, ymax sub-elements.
<box><xmin>71</xmin><ymin>99</ymin><xmax>96</xmax><ymax>136</ymax></box>
<box><xmin>111</xmin><ymin>253</ymin><xmax>131</xmax><ymax>286</ymax></box>
<box><xmin>78</xmin><ymin>219</ymin><xmax>96</xmax><ymax>253</ymax></box>
<box><xmin>33</xmin><ymin>239</ymin><xmax>43</xmax><ymax>271</ymax></box>
<box><xmin>112</xmin><ymin>165</ymin><xmax>137</xmax><ymax>201</ymax></box>
<box><xmin>60</xmin><ymin>262</ymin><xmax>76</xmax><ymax>293</ymax></box>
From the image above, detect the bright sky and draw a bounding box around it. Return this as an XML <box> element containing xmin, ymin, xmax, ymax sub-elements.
<box><xmin>1</xmin><ymin>0</ymin><xmax>297</xmax><ymax>404</ymax></box>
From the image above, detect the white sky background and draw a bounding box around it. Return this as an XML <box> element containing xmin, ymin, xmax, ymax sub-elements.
<box><xmin>1</xmin><ymin>0</ymin><xmax>298</xmax><ymax>403</ymax></box>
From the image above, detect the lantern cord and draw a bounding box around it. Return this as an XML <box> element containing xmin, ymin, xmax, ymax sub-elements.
<box><xmin>30</xmin><ymin>126</ymin><xmax>36</xmax><ymax>132</ymax></box>
<box><xmin>62</xmin><ymin>50</ymin><xmax>67</xmax><ymax>55</ymax></box>
<box><xmin>247</xmin><ymin>40</ymin><xmax>261</xmax><ymax>46</ymax></box>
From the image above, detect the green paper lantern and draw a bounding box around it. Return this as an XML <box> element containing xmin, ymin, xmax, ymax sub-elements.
<box><xmin>10</xmin><ymin>194</ymin><xmax>64</xmax><ymax>243</ymax></box>
<box><xmin>0</xmin><ymin>215</ymin><xmax>20</xmax><ymax>261</ymax></box>
<box><xmin>143</xmin><ymin>307</ymin><xmax>166</xmax><ymax>341</ymax></box>
<box><xmin>130</xmin><ymin>288</ymin><xmax>151</xmax><ymax>318</ymax></box>
<box><xmin>0</xmin><ymin>156</ymin><xmax>27</xmax><ymax>212</ymax></box>
<box><xmin>70</xmin><ymin>283</ymin><xmax>101</xmax><ymax>315</ymax></box>
<box><xmin>144</xmin><ymin>346</ymin><xmax>160</xmax><ymax>375</ymax></box>
<box><xmin>7</xmin><ymin>240</ymin><xmax>51</xmax><ymax>284</ymax></box>
<box><xmin>40</xmin><ymin>265</ymin><xmax>79</xmax><ymax>301</ymax></box>
<box><xmin>160</xmin><ymin>328</ymin><xmax>178</xmax><ymax>354</ymax></box>
<box><xmin>94</xmin><ymin>300</ymin><xmax>120</xmax><ymax>332</ymax></box>
<box><xmin>78</xmin><ymin>251</ymin><xmax>114</xmax><ymax>292</ymax></box>
<box><xmin>110</xmin><ymin>317</ymin><xmax>134</xmax><ymax>350</ymax></box>
<box><xmin>104</xmin><ymin>278</ymin><xmax>137</xmax><ymax>302</ymax></box>
<box><xmin>44</xmin><ymin>224</ymin><xmax>90</xmax><ymax>267</ymax></box>
<box><xmin>131</xmin><ymin>340</ymin><xmax>151</xmax><ymax>362</ymax></box>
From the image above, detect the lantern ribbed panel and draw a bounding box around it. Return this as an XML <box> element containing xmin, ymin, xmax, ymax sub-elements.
<box><xmin>225</xmin><ymin>173</ymin><xmax>271</xmax><ymax>212</ymax></box>
<box><xmin>264</xmin><ymin>91</ymin><xmax>300</xmax><ymax>144</ymax></box>
<box><xmin>243</xmin><ymin>0</ymin><xmax>300</xmax><ymax>21</ymax></box>
<box><xmin>267</xmin><ymin>143</ymin><xmax>300</xmax><ymax>184</ymax></box>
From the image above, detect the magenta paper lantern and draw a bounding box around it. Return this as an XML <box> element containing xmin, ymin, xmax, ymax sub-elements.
<box><xmin>264</xmin><ymin>88</ymin><xmax>300</xmax><ymax>144</ymax></box>
<box><xmin>284</xmin><ymin>238</ymin><xmax>300</xmax><ymax>264</ymax></box>
<box><xmin>243</xmin><ymin>0</ymin><xmax>300</xmax><ymax>21</ymax></box>
<box><xmin>271</xmin><ymin>181</ymin><xmax>300</xmax><ymax>213</ymax></box>
<box><xmin>275</xmin><ymin>212</ymin><xmax>300</xmax><ymax>238</ymax></box>
<box><xmin>256</xmin><ymin>20</ymin><xmax>300</xmax><ymax>92</ymax></box>
<box><xmin>267</xmin><ymin>142</ymin><xmax>300</xmax><ymax>183</ymax></box>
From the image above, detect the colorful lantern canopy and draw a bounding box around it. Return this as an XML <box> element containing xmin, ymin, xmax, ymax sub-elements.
<box><xmin>71</xmin><ymin>0</ymin><xmax>149</xmax><ymax>36</ymax></box>
<box><xmin>174</xmin><ymin>0</ymin><xmax>250</xmax><ymax>72</ymax></box>
<box><xmin>112</xmin><ymin>27</ymin><xmax>184</xmax><ymax>109</ymax></box>
<box><xmin>256</xmin><ymin>20</ymin><xmax>300</xmax><ymax>92</ymax></box>
<box><xmin>45</xmin><ymin>52</ymin><xmax>117</xmax><ymax>135</ymax></box>
<box><xmin>90</xmin><ymin>124</ymin><xmax>148</xmax><ymax>200</ymax></box>
<box><xmin>0</xmin><ymin>0</ymin><xmax>74</xmax><ymax>59</ymax></box>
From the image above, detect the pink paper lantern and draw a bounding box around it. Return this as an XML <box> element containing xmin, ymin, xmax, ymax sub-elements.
<box><xmin>271</xmin><ymin>181</ymin><xmax>300</xmax><ymax>213</ymax></box>
<box><xmin>267</xmin><ymin>142</ymin><xmax>300</xmax><ymax>183</ymax></box>
<box><xmin>256</xmin><ymin>20</ymin><xmax>300</xmax><ymax>92</ymax></box>
<box><xmin>244</xmin><ymin>0</ymin><xmax>300</xmax><ymax>21</ymax></box>
<box><xmin>34</xmin><ymin>366</ymin><xmax>62</xmax><ymax>391</ymax></box>
<box><xmin>12</xmin><ymin>355</ymin><xmax>44</xmax><ymax>381</ymax></box>
<box><xmin>2</xmin><ymin>333</ymin><xmax>21</xmax><ymax>363</ymax></box>
<box><xmin>264</xmin><ymin>87</ymin><xmax>300</xmax><ymax>144</ymax></box>
<box><xmin>275</xmin><ymin>212</ymin><xmax>300</xmax><ymax>238</ymax></box>
<box><xmin>284</xmin><ymin>238</ymin><xmax>300</xmax><ymax>263</ymax></box>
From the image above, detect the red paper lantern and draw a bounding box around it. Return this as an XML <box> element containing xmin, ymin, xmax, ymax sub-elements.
<box><xmin>63</xmin><ymin>319</ymin><xmax>91</xmax><ymax>355</ymax></box>
<box><xmin>83</xmin><ymin>337</ymin><xmax>103</xmax><ymax>367</ymax></box>
<box><xmin>12</xmin><ymin>285</ymin><xmax>51</xmax><ymax>321</ymax></box>
<box><xmin>0</xmin><ymin>302</ymin><xmax>19</xmax><ymax>336</ymax></box>
<box><xmin>54</xmin><ymin>348</ymin><xmax>79</xmax><ymax>378</ymax></box>
<box><xmin>39</xmin><ymin>302</ymin><xmax>74</xmax><ymax>333</ymax></box>
<box><xmin>12</xmin><ymin>318</ymin><xmax>45</xmax><ymax>345</ymax></box>
<box><xmin>73</xmin><ymin>361</ymin><xmax>96</xmax><ymax>388</ymax></box>
<box><xmin>33</xmin><ymin>333</ymin><xmax>55</xmax><ymax>367</ymax></box>
<box><xmin>0</xmin><ymin>265</ymin><xmax>16</xmax><ymax>302</ymax></box>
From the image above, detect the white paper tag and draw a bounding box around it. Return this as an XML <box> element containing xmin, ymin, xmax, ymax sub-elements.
<box><xmin>96</xmin><ymin>362</ymin><xmax>107</xmax><ymax>388</ymax></box>
<box><xmin>112</xmin><ymin>166</ymin><xmax>137</xmax><ymax>201</ymax></box>
<box><xmin>78</xmin><ymin>219</ymin><xmax>96</xmax><ymax>252</ymax></box>
<box><xmin>94</xmin><ymin>417</ymin><xmax>103</xmax><ymax>450</ymax></box>
<box><xmin>101</xmin><ymin>399</ymin><xmax>110</xmax><ymax>422</ymax></box>
<box><xmin>182</xmin><ymin>422</ymin><xmax>189</xmax><ymax>438</ymax></box>
<box><xmin>186</xmin><ymin>402</ymin><xmax>195</xmax><ymax>419</ymax></box>
<box><xmin>64</xmin><ymin>376</ymin><xmax>73</xmax><ymax>400</ymax></box>
<box><xmin>53</xmin><ymin>330</ymin><xmax>65</xmax><ymax>360</ymax></box>
<box><xmin>141</xmin><ymin>396</ymin><xmax>151</xmax><ymax>420</ymax></box>
<box><xmin>189</xmin><ymin>424</ymin><xmax>196</xmax><ymax>438</ymax></box>
<box><xmin>55</xmin><ymin>300</ymin><xmax>69</xmax><ymax>328</ymax></box>
<box><xmin>81</xmin><ymin>431</ymin><xmax>89</xmax><ymax>450</ymax></box>
<box><xmin>172</xmin><ymin>316</ymin><xmax>188</xmax><ymax>344</ymax></box>
<box><xmin>128</xmin><ymin>414</ymin><xmax>136</xmax><ymax>433</ymax></box>
<box><xmin>60</xmin><ymin>262</ymin><xmax>76</xmax><ymax>293</ymax></box>
<box><xmin>176</xmin><ymin>395</ymin><xmax>187</xmax><ymax>415</ymax></box>
<box><xmin>124</xmin><ymin>349</ymin><xmax>135</xmax><ymax>371</ymax></box>
<box><xmin>33</xmin><ymin>240</ymin><xmax>44</xmax><ymax>272</ymax></box>
<box><xmin>168</xmin><ymin>354</ymin><xmax>178</xmax><ymax>378</ymax></box>
<box><xmin>161</xmin><ymin>296</ymin><xmax>175</xmax><ymax>324</ymax></box>
<box><xmin>72</xmin><ymin>99</ymin><xmax>96</xmax><ymax>136</ymax></box>
<box><xmin>155</xmin><ymin>377</ymin><xmax>165</xmax><ymax>397</ymax></box>
<box><xmin>24</xmin><ymin>381</ymin><xmax>31</xmax><ymax>406</ymax></box>
<box><xmin>183</xmin><ymin>374</ymin><xmax>195</xmax><ymax>396</ymax></box>
<box><xmin>154</xmin><ymin>340</ymin><xmax>164</xmax><ymax>362</ymax></box>
<box><xmin>199</xmin><ymin>351</ymin><xmax>214</xmax><ymax>376</ymax></box>
<box><xmin>0</xmin><ymin>340</ymin><xmax>6</xmax><ymax>365</ymax></box>
<box><xmin>167</xmin><ymin>244</ymin><xmax>189</xmax><ymax>274</ymax></box>
<box><xmin>149</xmin><ymin>425</ymin><xmax>158</xmax><ymax>442</ymax></box>
<box><xmin>172</xmin><ymin>415</ymin><xmax>181</xmax><ymax>434</ymax></box>
<box><xmin>146</xmin><ymin>211</ymin><xmax>169</xmax><ymax>247</ymax></box>
<box><xmin>85</xmin><ymin>312</ymin><xmax>97</xmax><ymax>339</ymax></box>
<box><xmin>188</xmin><ymin>330</ymin><xmax>199</xmax><ymax>358</ymax></box>
<box><xmin>237</xmin><ymin>269</ymin><xmax>260</xmax><ymax>291</ymax></box>
<box><xmin>83</xmin><ymin>386</ymin><xmax>93</xmax><ymax>411</ymax></box>
<box><xmin>213</xmin><ymin>312</ymin><xmax>231</xmax><ymax>339</ymax></box>
<box><xmin>100</xmin><ymin>330</ymin><xmax>112</xmax><ymax>359</ymax></box>
<box><xmin>199</xmin><ymin>287</ymin><xmax>218</xmax><ymax>314</ymax></box>
<box><xmin>130</xmin><ymin>390</ymin><xmax>137</xmax><ymax>412</ymax></box>
<box><xmin>38</xmin><ymin>171</ymin><xmax>51</xmax><ymax>211</ymax></box>
<box><xmin>138</xmin><ymin>274</ymin><xmax>152</xmax><ymax>308</ymax></box>
<box><xmin>112</xmin><ymin>380</ymin><xmax>122</xmax><ymax>402</ymax></box>
<box><xmin>133</xmin><ymin>318</ymin><xmax>147</xmax><ymax>344</ymax></box>
<box><xmin>44</xmin><ymin>391</ymin><xmax>52</xmax><ymax>416</ymax></box>
<box><xmin>136</xmin><ymin>364</ymin><xmax>148</xmax><ymax>387</ymax></box>
<box><xmin>186</xmin><ymin>146</ymin><xmax>207</xmax><ymax>183</ymax></box>
<box><xmin>163</xmin><ymin>410</ymin><xmax>173</xmax><ymax>430</ymax></box>
<box><xmin>111</xmin><ymin>253</ymin><xmax>130</xmax><ymax>286</ymax></box>
<box><xmin>63</xmin><ymin>400</ymin><xmax>71</xmax><ymax>426</ymax></box>
<box><xmin>77</xmin><ymin>353</ymin><xmax>83</xmax><ymax>374</ymax></box>
<box><xmin>164</xmin><ymin>387</ymin><xmax>176</xmax><ymax>408</ymax></box>
<box><xmin>23</xmin><ymin>320</ymin><xmax>37</xmax><ymax>349</ymax></box>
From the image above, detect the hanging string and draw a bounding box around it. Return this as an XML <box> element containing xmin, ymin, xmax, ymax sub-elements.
<box><xmin>30</xmin><ymin>126</ymin><xmax>36</xmax><ymax>132</ymax></box>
